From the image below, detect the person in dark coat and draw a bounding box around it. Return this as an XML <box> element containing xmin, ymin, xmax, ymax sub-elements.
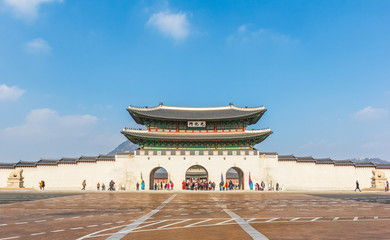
<box><xmin>355</xmin><ymin>180</ymin><xmax>361</xmax><ymax>192</ymax></box>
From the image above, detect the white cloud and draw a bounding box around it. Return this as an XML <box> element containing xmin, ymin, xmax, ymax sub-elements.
<box><xmin>354</xmin><ymin>106</ymin><xmax>388</xmax><ymax>120</ymax></box>
<box><xmin>147</xmin><ymin>11</ymin><xmax>189</xmax><ymax>40</ymax></box>
<box><xmin>25</xmin><ymin>38</ymin><xmax>51</xmax><ymax>54</ymax></box>
<box><xmin>0</xmin><ymin>84</ymin><xmax>25</xmax><ymax>101</ymax></box>
<box><xmin>0</xmin><ymin>108</ymin><xmax>125</xmax><ymax>162</ymax></box>
<box><xmin>3</xmin><ymin>0</ymin><xmax>63</xmax><ymax>20</ymax></box>
<box><xmin>228</xmin><ymin>25</ymin><xmax>295</xmax><ymax>45</ymax></box>
<box><xmin>238</xmin><ymin>24</ymin><xmax>247</xmax><ymax>33</ymax></box>
<box><xmin>3</xmin><ymin>108</ymin><xmax>98</xmax><ymax>138</ymax></box>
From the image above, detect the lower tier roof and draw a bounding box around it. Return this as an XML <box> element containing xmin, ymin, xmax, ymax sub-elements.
<box><xmin>121</xmin><ymin>129</ymin><xmax>272</xmax><ymax>142</ymax></box>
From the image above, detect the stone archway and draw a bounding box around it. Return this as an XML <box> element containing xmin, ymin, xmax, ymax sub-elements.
<box><xmin>226</xmin><ymin>167</ymin><xmax>244</xmax><ymax>190</ymax></box>
<box><xmin>185</xmin><ymin>165</ymin><xmax>208</xmax><ymax>182</ymax></box>
<box><xmin>149</xmin><ymin>167</ymin><xmax>168</xmax><ymax>190</ymax></box>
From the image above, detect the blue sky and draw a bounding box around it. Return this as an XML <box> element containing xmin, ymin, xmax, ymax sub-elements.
<box><xmin>0</xmin><ymin>0</ymin><xmax>389</xmax><ymax>162</ymax></box>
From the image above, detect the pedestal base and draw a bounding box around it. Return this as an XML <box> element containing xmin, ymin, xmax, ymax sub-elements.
<box><xmin>371</xmin><ymin>179</ymin><xmax>386</xmax><ymax>189</ymax></box>
<box><xmin>7</xmin><ymin>178</ymin><xmax>24</xmax><ymax>188</ymax></box>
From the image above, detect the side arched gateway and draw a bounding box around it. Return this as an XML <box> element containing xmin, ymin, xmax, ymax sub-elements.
<box><xmin>149</xmin><ymin>167</ymin><xmax>168</xmax><ymax>190</ymax></box>
<box><xmin>226</xmin><ymin>167</ymin><xmax>244</xmax><ymax>190</ymax></box>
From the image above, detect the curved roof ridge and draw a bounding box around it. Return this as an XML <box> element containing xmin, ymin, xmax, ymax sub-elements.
<box><xmin>128</xmin><ymin>104</ymin><xmax>265</xmax><ymax>112</ymax></box>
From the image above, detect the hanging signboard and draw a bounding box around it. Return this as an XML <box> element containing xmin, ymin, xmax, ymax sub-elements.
<box><xmin>187</xmin><ymin>121</ymin><xmax>206</xmax><ymax>128</ymax></box>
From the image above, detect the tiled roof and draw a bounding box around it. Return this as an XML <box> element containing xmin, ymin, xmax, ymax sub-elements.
<box><xmin>37</xmin><ymin>159</ymin><xmax>59</xmax><ymax>165</ymax></box>
<box><xmin>333</xmin><ymin>160</ymin><xmax>354</xmax><ymax>165</ymax></box>
<box><xmin>15</xmin><ymin>161</ymin><xmax>36</xmax><ymax>167</ymax></box>
<box><xmin>354</xmin><ymin>162</ymin><xmax>376</xmax><ymax>167</ymax></box>
<box><xmin>97</xmin><ymin>154</ymin><xmax>115</xmax><ymax>160</ymax></box>
<box><xmin>277</xmin><ymin>155</ymin><xmax>385</xmax><ymax>167</ymax></box>
<box><xmin>314</xmin><ymin>158</ymin><xmax>333</xmax><ymax>164</ymax></box>
<box><xmin>0</xmin><ymin>162</ymin><xmax>16</xmax><ymax>168</ymax></box>
<box><xmin>122</xmin><ymin>129</ymin><xmax>272</xmax><ymax>141</ymax></box>
<box><xmin>128</xmin><ymin>104</ymin><xmax>266</xmax><ymax>124</ymax></box>
<box><xmin>376</xmin><ymin>164</ymin><xmax>390</xmax><ymax>169</ymax></box>
<box><xmin>226</xmin><ymin>172</ymin><xmax>239</xmax><ymax>178</ymax></box>
<box><xmin>59</xmin><ymin>158</ymin><xmax>78</xmax><ymax>163</ymax></box>
<box><xmin>278</xmin><ymin>155</ymin><xmax>296</xmax><ymax>160</ymax></box>
<box><xmin>78</xmin><ymin>156</ymin><xmax>98</xmax><ymax>162</ymax></box>
<box><xmin>154</xmin><ymin>172</ymin><xmax>168</xmax><ymax>178</ymax></box>
<box><xmin>296</xmin><ymin>156</ymin><xmax>315</xmax><ymax>162</ymax></box>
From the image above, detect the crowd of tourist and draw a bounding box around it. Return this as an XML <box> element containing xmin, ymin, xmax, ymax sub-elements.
<box><xmin>183</xmin><ymin>180</ymin><xmax>216</xmax><ymax>190</ymax></box>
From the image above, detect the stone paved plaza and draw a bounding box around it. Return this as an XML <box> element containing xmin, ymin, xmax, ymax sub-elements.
<box><xmin>1</xmin><ymin>191</ymin><xmax>390</xmax><ymax>240</ymax></box>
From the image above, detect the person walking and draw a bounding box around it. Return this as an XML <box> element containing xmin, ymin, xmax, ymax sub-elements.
<box><xmin>82</xmin><ymin>180</ymin><xmax>86</xmax><ymax>190</ymax></box>
<box><xmin>97</xmin><ymin>183</ymin><xmax>100</xmax><ymax>191</ymax></box>
<box><xmin>355</xmin><ymin>180</ymin><xmax>361</xmax><ymax>192</ymax></box>
<box><xmin>39</xmin><ymin>181</ymin><xmax>43</xmax><ymax>190</ymax></box>
<box><xmin>386</xmin><ymin>181</ymin><xmax>389</xmax><ymax>192</ymax></box>
<box><xmin>141</xmin><ymin>180</ymin><xmax>145</xmax><ymax>190</ymax></box>
<box><xmin>136</xmin><ymin>182</ymin><xmax>140</xmax><ymax>190</ymax></box>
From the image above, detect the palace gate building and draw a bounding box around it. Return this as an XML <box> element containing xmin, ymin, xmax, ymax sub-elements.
<box><xmin>1</xmin><ymin>103</ymin><xmax>389</xmax><ymax>190</ymax></box>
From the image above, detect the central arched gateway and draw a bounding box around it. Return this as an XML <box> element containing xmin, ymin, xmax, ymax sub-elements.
<box><xmin>226</xmin><ymin>167</ymin><xmax>244</xmax><ymax>190</ymax></box>
<box><xmin>185</xmin><ymin>165</ymin><xmax>208</xmax><ymax>182</ymax></box>
<box><xmin>150</xmin><ymin>167</ymin><xmax>168</xmax><ymax>190</ymax></box>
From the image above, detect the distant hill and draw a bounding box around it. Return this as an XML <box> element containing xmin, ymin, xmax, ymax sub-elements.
<box><xmin>108</xmin><ymin>140</ymin><xmax>139</xmax><ymax>155</ymax></box>
<box><xmin>350</xmin><ymin>158</ymin><xmax>389</xmax><ymax>164</ymax></box>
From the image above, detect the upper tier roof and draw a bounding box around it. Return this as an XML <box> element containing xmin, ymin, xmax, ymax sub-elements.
<box><xmin>127</xmin><ymin>104</ymin><xmax>266</xmax><ymax>125</ymax></box>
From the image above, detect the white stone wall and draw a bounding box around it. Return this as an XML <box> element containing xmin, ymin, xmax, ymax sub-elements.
<box><xmin>0</xmin><ymin>157</ymin><xmax>131</xmax><ymax>190</ymax></box>
<box><xmin>0</xmin><ymin>151</ymin><xmax>389</xmax><ymax>191</ymax></box>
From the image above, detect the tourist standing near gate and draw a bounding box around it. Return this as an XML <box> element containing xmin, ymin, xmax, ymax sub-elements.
<box><xmin>386</xmin><ymin>181</ymin><xmax>389</xmax><ymax>192</ymax></box>
<box><xmin>82</xmin><ymin>180</ymin><xmax>86</xmax><ymax>190</ymax></box>
<box><xmin>97</xmin><ymin>183</ymin><xmax>100</xmax><ymax>190</ymax></box>
<box><xmin>136</xmin><ymin>182</ymin><xmax>139</xmax><ymax>190</ymax></box>
<box><xmin>141</xmin><ymin>180</ymin><xmax>145</xmax><ymax>190</ymax></box>
<box><xmin>355</xmin><ymin>180</ymin><xmax>361</xmax><ymax>192</ymax></box>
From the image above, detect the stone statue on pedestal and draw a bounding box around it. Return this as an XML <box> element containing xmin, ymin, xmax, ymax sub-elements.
<box><xmin>7</xmin><ymin>169</ymin><xmax>24</xmax><ymax>188</ymax></box>
<box><xmin>371</xmin><ymin>169</ymin><xmax>387</xmax><ymax>189</ymax></box>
